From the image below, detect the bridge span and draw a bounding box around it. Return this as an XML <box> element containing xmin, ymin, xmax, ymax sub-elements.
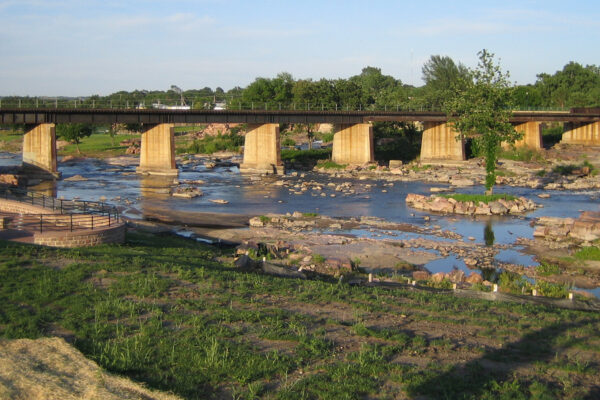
<box><xmin>1</xmin><ymin>108</ymin><xmax>599</xmax><ymax>176</ymax></box>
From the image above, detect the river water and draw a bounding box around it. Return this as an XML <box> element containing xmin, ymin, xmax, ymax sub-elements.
<box><xmin>2</xmin><ymin>151</ymin><xmax>600</xmax><ymax>296</ymax></box>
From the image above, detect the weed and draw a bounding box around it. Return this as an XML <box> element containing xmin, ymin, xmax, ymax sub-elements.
<box><xmin>536</xmin><ymin>262</ymin><xmax>560</xmax><ymax>276</ymax></box>
<box><xmin>441</xmin><ymin>193</ymin><xmax>517</xmax><ymax>204</ymax></box>
<box><xmin>574</xmin><ymin>246</ymin><xmax>600</xmax><ymax>261</ymax></box>
<box><xmin>316</xmin><ymin>160</ymin><xmax>346</xmax><ymax>170</ymax></box>
<box><xmin>311</xmin><ymin>254</ymin><xmax>326</xmax><ymax>264</ymax></box>
<box><xmin>500</xmin><ymin>147</ymin><xmax>545</xmax><ymax>162</ymax></box>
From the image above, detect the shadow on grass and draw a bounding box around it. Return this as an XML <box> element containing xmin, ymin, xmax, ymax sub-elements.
<box><xmin>406</xmin><ymin>317</ymin><xmax>600</xmax><ymax>399</ymax></box>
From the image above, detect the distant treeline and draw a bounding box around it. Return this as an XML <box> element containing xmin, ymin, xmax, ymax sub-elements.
<box><xmin>2</xmin><ymin>56</ymin><xmax>599</xmax><ymax>110</ymax></box>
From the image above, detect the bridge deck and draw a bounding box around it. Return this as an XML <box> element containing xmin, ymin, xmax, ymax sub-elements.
<box><xmin>2</xmin><ymin>109</ymin><xmax>600</xmax><ymax>125</ymax></box>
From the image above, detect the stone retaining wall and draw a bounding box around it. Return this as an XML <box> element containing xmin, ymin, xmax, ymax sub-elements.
<box><xmin>0</xmin><ymin>198</ymin><xmax>126</xmax><ymax>248</ymax></box>
<box><xmin>33</xmin><ymin>224</ymin><xmax>125</xmax><ymax>248</ymax></box>
<box><xmin>0</xmin><ymin>199</ymin><xmax>57</xmax><ymax>215</ymax></box>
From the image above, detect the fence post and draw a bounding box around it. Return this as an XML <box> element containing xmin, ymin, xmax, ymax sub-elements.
<box><xmin>31</xmin><ymin>193</ymin><xmax>34</xmax><ymax>205</ymax></box>
<box><xmin>70</xmin><ymin>214</ymin><xmax>73</xmax><ymax>232</ymax></box>
<box><xmin>91</xmin><ymin>215</ymin><xmax>94</xmax><ymax>230</ymax></box>
<box><xmin>40</xmin><ymin>214</ymin><xmax>43</xmax><ymax>233</ymax></box>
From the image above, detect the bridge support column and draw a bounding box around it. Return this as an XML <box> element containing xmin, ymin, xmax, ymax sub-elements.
<box><xmin>561</xmin><ymin>122</ymin><xmax>600</xmax><ymax>145</ymax></box>
<box><xmin>509</xmin><ymin>121</ymin><xmax>543</xmax><ymax>149</ymax></box>
<box><xmin>239</xmin><ymin>123</ymin><xmax>284</xmax><ymax>174</ymax></box>
<box><xmin>332</xmin><ymin>123</ymin><xmax>374</xmax><ymax>165</ymax></box>
<box><xmin>22</xmin><ymin>123</ymin><xmax>59</xmax><ymax>178</ymax></box>
<box><xmin>515</xmin><ymin>121</ymin><xmax>544</xmax><ymax>150</ymax></box>
<box><xmin>136</xmin><ymin>123</ymin><xmax>178</xmax><ymax>176</ymax></box>
<box><xmin>420</xmin><ymin>122</ymin><xmax>465</xmax><ymax>161</ymax></box>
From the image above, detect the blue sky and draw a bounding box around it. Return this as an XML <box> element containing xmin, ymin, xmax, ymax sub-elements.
<box><xmin>1</xmin><ymin>0</ymin><xmax>598</xmax><ymax>96</ymax></box>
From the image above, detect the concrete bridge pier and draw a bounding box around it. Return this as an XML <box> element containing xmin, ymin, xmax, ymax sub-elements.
<box><xmin>420</xmin><ymin>122</ymin><xmax>465</xmax><ymax>161</ymax></box>
<box><xmin>511</xmin><ymin>121</ymin><xmax>543</xmax><ymax>149</ymax></box>
<box><xmin>502</xmin><ymin>121</ymin><xmax>543</xmax><ymax>150</ymax></box>
<box><xmin>239</xmin><ymin>123</ymin><xmax>284</xmax><ymax>174</ymax></box>
<box><xmin>22</xmin><ymin>123</ymin><xmax>60</xmax><ymax>178</ymax></box>
<box><xmin>136</xmin><ymin>123</ymin><xmax>178</xmax><ymax>176</ymax></box>
<box><xmin>331</xmin><ymin>123</ymin><xmax>374</xmax><ymax>165</ymax></box>
<box><xmin>561</xmin><ymin>121</ymin><xmax>600</xmax><ymax>145</ymax></box>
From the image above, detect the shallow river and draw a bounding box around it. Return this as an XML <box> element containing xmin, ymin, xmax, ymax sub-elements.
<box><xmin>2</xmin><ymin>152</ymin><xmax>600</xmax><ymax>296</ymax></box>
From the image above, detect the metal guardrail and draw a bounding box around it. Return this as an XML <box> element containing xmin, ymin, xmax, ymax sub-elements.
<box><xmin>0</xmin><ymin>99</ymin><xmax>571</xmax><ymax>113</ymax></box>
<box><xmin>0</xmin><ymin>187</ymin><xmax>120</xmax><ymax>233</ymax></box>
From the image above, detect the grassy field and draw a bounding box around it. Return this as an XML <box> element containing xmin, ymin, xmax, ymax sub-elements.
<box><xmin>0</xmin><ymin>128</ymin><xmax>24</xmax><ymax>152</ymax></box>
<box><xmin>58</xmin><ymin>133</ymin><xmax>141</xmax><ymax>158</ymax></box>
<box><xmin>1</xmin><ymin>233</ymin><xmax>599</xmax><ymax>399</ymax></box>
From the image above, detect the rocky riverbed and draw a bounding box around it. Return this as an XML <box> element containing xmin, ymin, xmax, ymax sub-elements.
<box><xmin>2</xmin><ymin>145</ymin><xmax>600</xmax><ymax>298</ymax></box>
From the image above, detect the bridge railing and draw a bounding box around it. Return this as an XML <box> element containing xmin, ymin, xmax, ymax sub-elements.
<box><xmin>0</xmin><ymin>186</ymin><xmax>121</xmax><ymax>233</ymax></box>
<box><xmin>0</xmin><ymin>99</ymin><xmax>570</xmax><ymax>113</ymax></box>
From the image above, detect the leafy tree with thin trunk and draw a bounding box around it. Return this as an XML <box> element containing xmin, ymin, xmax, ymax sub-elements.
<box><xmin>56</xmin><ymin>123</ymin><xmax>93</xmax><ymax>154</ymax></box>
<box><xmin>443</xmin><ymin>50</ymin><xmax>522</xmax><ymax>194</ymax></box>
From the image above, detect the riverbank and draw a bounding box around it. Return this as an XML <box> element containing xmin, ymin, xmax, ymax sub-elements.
<box><xmin>1</xmin><ymin>231</ymin><xmax>599</xmax><ymax>399</ymax></box>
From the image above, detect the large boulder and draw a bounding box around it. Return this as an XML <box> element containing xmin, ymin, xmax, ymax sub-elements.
<box><xmin>448</xmin><ymin>268</ymin><xmax>465</xmax><ymax>283</ymax></box>
<box><xmin>0</xmin><ymin>174</ymin><xmax>23</xmax><ymax>187</ymax></box>
<box><xmin>412</xmin><ymin>270</ymin><xmax>431</xmax><ymax>281</ymax></box>
<box><xmin>465</xmin><ymin>272</ymin><xmax>483</xmax><ymax>284</ymax></box>
<box><xmin>489</xmin><ymin>201</ymin><xmax>508</xmax><ymax>215</ymax></box>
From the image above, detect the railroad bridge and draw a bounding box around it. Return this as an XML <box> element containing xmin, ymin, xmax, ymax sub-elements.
<box><xmin>1</xmin><ymin>108</ymin><xmax>600</xmax><ymax>176</ymax></box>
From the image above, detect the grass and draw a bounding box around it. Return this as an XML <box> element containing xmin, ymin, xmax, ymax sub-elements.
<box><xmin>411</xmin><ymin>164</ymin><xmax>432</xmax><ymax>172</ymax></box>
<box><xmin>574</xmin><ymin>246</ymin><xmax>600</xmax><ymax>261</ymax></box>
<box><xmin>59</xmin><ymin>133</ymin><xmax>140</xmax><ymax>158</ymax></box>
<box><xmin>280</xmin><ymin>148</ymin><xmax>331</xmax><ymax>164</ymax></box>
<box><xmin>552</xmin><ymin>160</ymin><xmax>597</xmax><ymax>176</ymax></box>
<box><xmin>0</xmin><ymin>232</ymin><xmax>599</xmax><ymax>399</ymax></box>
<box><xmin>537</xmin><ymin>262</ymin><xmax>560</xmax><ymax>276</ymax></box>
<box><xmin>440</xmin><ymin>193</ymin><xmax>517</xmax><ymax>203</ymax></box>
<box><xmin>0</xmin><ymin>128</ymin><xmax>24</xmax><ymax>152</ymax></box>
<box><xmin>316</xmin><ymin>160</ymin><xmax>346</xmax><ymax>170</ymax></box>
<box><xmin>183</xmin><ymin>132</ymin><xmax>243</xmax><ymax>155</ymax></box>
<box><xmin>499</xmin><ymin>147</ymin><xmax>545</xmax><ymax>162</ymax></box>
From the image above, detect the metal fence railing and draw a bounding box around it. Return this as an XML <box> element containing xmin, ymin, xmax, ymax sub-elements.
<box><xmin>0</xmin><ymin>187</ymin><xmax>120</xmax><ymax>233</ymax></box>
<box><xmin>0</xmin><ymin>99</ymin><xmax>572</xmax><ymax>113</ymax></box>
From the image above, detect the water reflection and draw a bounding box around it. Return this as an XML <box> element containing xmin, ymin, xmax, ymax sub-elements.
<box><xmin>484</xmin><ymin>220</ymin><xmax>495</xmax><ymax>246</ymax></box>
<box><xmin>28</xmin><ymin>180</ymin><xmax>57</xmax><ymax>198</ymax></box>
<box><xmin>139</xmin><ymin>175</ymin><xmax>176</xmax><ymax>218</ymax></box>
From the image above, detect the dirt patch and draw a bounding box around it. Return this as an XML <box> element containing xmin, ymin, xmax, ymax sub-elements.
<box><xmin>0</xmin><ymin>337</ymin><xmax>181</xmax><ymax>400</ymax></box>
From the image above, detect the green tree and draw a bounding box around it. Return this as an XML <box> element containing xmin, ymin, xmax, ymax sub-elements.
<box><xmin>444</xmin><ymin>50</ymin><xmax>522</xmax><ymax>194</ymax></box>
<box><xmin>56</xmin><ymin>123</ymin><xmax>93</xmax><ymax>154</ymax></box>
<box><xmin>421</xmin><ymin>55</ymin><xmax>470</xmax><ymax>109</ymax></box>
<box><xmin>535</xmin><ymin>62</ymin><xmax>600</xmax><ymax>108</ymax></box>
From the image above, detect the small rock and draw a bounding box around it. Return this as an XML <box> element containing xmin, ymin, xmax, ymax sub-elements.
<box><xmin>64</xmin><ymin>174</ymin><xmax>88</xmax><ymax>182</ymax></box>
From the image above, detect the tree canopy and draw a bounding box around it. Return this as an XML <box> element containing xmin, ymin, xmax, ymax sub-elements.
<box><xmin>56</xmin><ymin>123</ymin><xmax>94</xmax><ymax>154</ymax></box>
<box><xmin>443</xmin><ymin>50</ymin><xmax>521</xmax><ymax>193</ymax></box>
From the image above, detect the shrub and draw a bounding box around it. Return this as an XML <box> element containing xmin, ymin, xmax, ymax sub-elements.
<box><xmin>187</xmin><ymin>132</ymin><xmax>244</xmax><ymax>154</ymax></box>
<box><xmin>552</xmin><ymin>160</ymin><xmax>597</xmax><ymax>176</ymax></box>
<box><xmin>536</xmin><ymin>262</ymin><xmax>560</xmax><ymax>276</ymax></box>
<box><xmin>281</xmin><ymin>148</ymin><xmax>331</xmax><ymax>163</ymax></box>
<box><xmin>574</xmin><ymin>246</ymin><xmax>600</xmax><ymax>261</ymax></box>
<box><xmin>499</xmin><ymin>147</ymin><xmax>545</xmax><ymax>162</ymax></box>
<box><xmin>317</xmin><ymin>160</ymin><xmax>346</xmax><ymax>170</ymax></box>
<box><xmin>282</xmin><ymin>137</ymin><xmax>296</xmax><ymax>147</ymax></box>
